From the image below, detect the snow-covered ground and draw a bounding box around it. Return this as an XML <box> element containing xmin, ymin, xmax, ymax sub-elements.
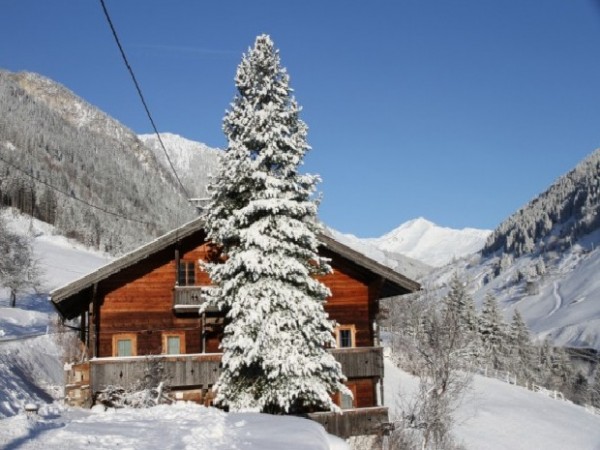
<box><xmin>0</xmin><ymin>403</ymin><xmax>347</xmax><ymax>450</ymax></box>
<box><xmin>384</xmin><ymin>357</ymin><xmax>600</xmax><ymax>449</ymax></box>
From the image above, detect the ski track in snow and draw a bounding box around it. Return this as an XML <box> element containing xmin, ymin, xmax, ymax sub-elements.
<box><xmin>547</xmin><ymin>281</ymin><xmax>563</xmax><ymax>318</ymax></box>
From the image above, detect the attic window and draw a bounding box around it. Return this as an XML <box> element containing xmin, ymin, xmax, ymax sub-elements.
<box><xmin>178</xmin><ymin>261</ymin><xmax>196</xmax><ymax>286</ymax></box>
<box><xmin>335</xmin><ymin>325</ymin><xmax>356</xmax><ymax>348</ymax></box>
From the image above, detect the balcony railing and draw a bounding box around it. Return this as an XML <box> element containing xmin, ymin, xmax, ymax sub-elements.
<box><xmin>90</xmin><ymin>353</ymin><xmax>222</xmax><ymax>392</ymax></box>
<box><xmin>330</xmin><ymin>346</ymin><xmax>384</xmax><ymax>379</ymax></box>
<box><xmin>172</xmin><ymin>286</ymin><xmax>219</xmax><ymax>312</ymax></box>
<box><xmin>89</xmin><ymin>347</ymin><xmax>384</xmax><ymax>392</ymax></box>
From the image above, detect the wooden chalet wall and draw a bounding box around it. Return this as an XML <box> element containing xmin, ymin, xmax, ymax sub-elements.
<box><xmin>94</xmin><ymin>232</ymin><xmax>219</xmax><ymax>358</ymax></box>
<box><xmin>319</xmin><ymin>247</ymin><xmax>380</xmax><ymax>347</ymax></box>
<box><xmin>90</xmin><ymin>229</ymin><xmax>385</xmax><ymax>360</ymax></box>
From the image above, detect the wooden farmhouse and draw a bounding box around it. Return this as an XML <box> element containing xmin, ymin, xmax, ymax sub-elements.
<box><xmin>50</xmin><ymin>217</ymin><xmax>419</xmax><ymax>438</ymax></box>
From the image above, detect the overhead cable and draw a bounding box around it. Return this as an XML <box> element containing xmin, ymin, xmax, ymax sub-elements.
<box><xmin>98</xmin><ymin>0</ymin><xmax>191</xmax><ymax>199</ymax></box>
<box><xmin>0</xmin><ymin>154</ymin><xmax>154</xmax><ymax>226</ymax></box>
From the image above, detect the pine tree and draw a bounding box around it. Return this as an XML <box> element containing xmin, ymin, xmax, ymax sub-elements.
<box><xmin>478</xmin><ymin>294</ymin><xmax>509</xmax><ymax>371</ymax></box>
<box><xmin>507</xmin><ymin>309</ymin><xmax>535</xmax><ymax>381</ymax></box>
<box><xmin>442</xmin><ymin>274</ymin><xmax>479</xmax><ymax>363</ymax></box>
<box><xmin>591</xmin><ymin>365</ymin><xmax>600</xmax><ymax>408</ymax></box>
<box><xmin>202</xmin><ymin>35</ymin><xmax>348</xmax><ymax>414</ymax></box>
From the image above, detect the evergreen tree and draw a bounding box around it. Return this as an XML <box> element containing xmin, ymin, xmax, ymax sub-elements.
<box><xmin>507</xmin><ymin>309</ymin><xmax>535</xmax><ymax>381</ymax></box>
<box><xmin>442</xmin><ymin>274</ymin><xmax>479</xmax><ymax>363</ymax></box>
<box><xmin>202</xmin><ymin>35</ymin><xmax>348</xmax><ymax>414</ymax></box>
<box><xmin>478</xmin><ymin>294</ymin><xmax>508</xmax><ymax>371</ymax></box>
<box><xmin>591</xmin><ymin>366</ymin><xmax>600</xmax><ymax>408</ymax></box>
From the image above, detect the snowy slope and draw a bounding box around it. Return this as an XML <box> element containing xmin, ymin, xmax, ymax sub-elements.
<box><xmin>0</xmin><ymin>209</ymin><xmax>112</xmax><ymax>418</ymax></box>
<box><xmin>423</xmin><ymin>228</ymin><xmax>600</xmax><ymax>349</ymax></box>
<box><xmin>139</xmin><ymin>133</ymin><xmax>221</xmax><ymax>199</ymax></box>
<box><xmin>367</xmin><ymin>217</ymin><xmax>491</xmax><ymax>267</ymax></box>
<box><xmin>384</xmin><ymin>357</ymin><xmax>600</xmax><ymax>450</ymax></box>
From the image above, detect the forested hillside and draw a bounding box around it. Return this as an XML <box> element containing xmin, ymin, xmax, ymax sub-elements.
<box><xmin>0</xmin><ymin>70</ymin><xmax>197</xmax><ymax>254</ymax></box>
<box><xmin>139</xmin><ymin>133</ymin><xmax>221</xmax><ymax>199</ymax></box>
<box><xmin>483</xmin><ymin>148</ymin><xmax>600</xmax><ymax>257</ymax></box>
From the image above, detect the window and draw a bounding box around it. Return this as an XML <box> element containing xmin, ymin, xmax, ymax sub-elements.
<box><xmin>112</xmin><ymin>333</ymin><xmax>137</xmax><ymax>357</ymax></box>
<box><xmin>162</xmin><ymin>332</ymin><xmax>186</xmax><ymax>355</ymax></box>
<box><xmin>178</xmin><ymin>261</ymin><xmax>196</xmax><ymax>286</ymax></box>
<box><xmin>335</xmin><ymin>325</ymin><xmax>356</xmax><ymax>348</ymax></box>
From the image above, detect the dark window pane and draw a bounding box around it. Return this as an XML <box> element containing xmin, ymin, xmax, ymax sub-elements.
<box><xmin>340</xmin><ymin>329</ymin><xmax>352</xmax><ymax>348</ymax></box>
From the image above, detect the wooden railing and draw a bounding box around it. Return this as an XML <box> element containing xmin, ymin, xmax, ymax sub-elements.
<box><xmin>308</xmin><ymin>406</ymin><xmax>389</xmax><ymax>438</ymax></box>
<box><xmin>172</xmin><ymin>286</ymin><xmax>219</xmax><ymax>312</ymax></box>
<box><xmin>90</xmin><ymin>353</ymin><xmax>222</xmax><ymax>392</ymax></box>
<box><xmin>330</xmin><ymin>346</ymin><xmax>384</xmax><ymax>379</ymax></box>
<box><xmin>89</xmin><ymin>347</ymin><xmax>384</xmax><ymax>392</ymax></box>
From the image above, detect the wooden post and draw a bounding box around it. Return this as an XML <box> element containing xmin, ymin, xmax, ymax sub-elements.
<box><xmin>89</xmin><ymin>283</ymin><xmax>99</xmax><ymax>358</ymax></box>
<box><xmin>175</xmin><ymin>249</ymin><xmax>180</xmax><ymax>286</ymax></box>
<box><xmin>79</xmin><ymin>307</ymin><xmax>87</xmax><ymax>343</ymax></box>
<box><xmin>201</xmin><ymin>312</ymin><xmax>206</xmax><ymax>353</ymax></box>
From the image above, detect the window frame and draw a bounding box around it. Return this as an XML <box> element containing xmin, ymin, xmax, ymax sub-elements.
<box><xmin>112</xmin><ymin>333</ymin><xmax>137</xmax><ymax>357</ymax></box>
<box><xmin>162</xmin><ymin>331</ymin><xmax>186</xmax><ymax>355</ymax></box>
<box><xmin>335</xmin><ymin>324</ymin><xmax>356</xmax><ymax>348</ymax></box>
<box><xmin>177</xmin><ymin>260</ymin><xmax>196</xmax><ymax>286</ymax></box>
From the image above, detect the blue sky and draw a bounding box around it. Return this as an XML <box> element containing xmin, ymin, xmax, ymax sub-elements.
<box><xmin>3</xmin><ymin>1</ymin><xmax>600</xmax><ymax>237</ymax></box>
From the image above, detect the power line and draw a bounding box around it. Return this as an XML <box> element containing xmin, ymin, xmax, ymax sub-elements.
<box><xmin>98</xmin><ymin>0</ymin><xmax>191</xmax><ymax>199</ymax></box>
<box><xmin>0</xmin><ymin>153</ymin><xmax>154</xmax><ymax>226</ymax></box>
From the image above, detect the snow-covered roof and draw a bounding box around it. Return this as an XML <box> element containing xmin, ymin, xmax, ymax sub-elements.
<box><xmin>50</xmin><ymin>217</ymin><xmax>420</xmax><ymax>317</ymax></box>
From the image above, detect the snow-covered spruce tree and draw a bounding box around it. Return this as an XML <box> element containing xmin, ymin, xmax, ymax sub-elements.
<box><xmin>478</xmin><ymin>294</ymin><xmax>509</xmax><ymax>371</ymax></box>
<box><xmin>507</xmin><ymin>309</ymin><xmax>535</xmax><ymax>382</ymax></box>
<box><xmin>201</xmin><ymin>35</ymin><xmax>348</xmax><ymax>414</ymax></box>
<box><xmin>442</xmin><ymin>275</ymin><xmax>480</xmax><ymax>365</ymax></box>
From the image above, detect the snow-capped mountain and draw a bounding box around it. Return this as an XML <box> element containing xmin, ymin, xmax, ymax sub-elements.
<box><xmin>324</xmin><ymin>227</ymin><xmax>432</xmax><ymax>281</ymax></box>
<box><xmin>366</xmin><ymin>217</ymin><xmax>491</xmax><ymax>267</ymax></box>
<box><xmin>139</xmin><ymin>133</ymin><xmax>221</xmax><ymax>199</ymax></box>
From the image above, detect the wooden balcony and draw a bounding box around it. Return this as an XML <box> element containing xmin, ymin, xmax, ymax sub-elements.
<box><xmin>90</xmin><ymin>353</ymin><xmax>222</xmax><ymax>392</ymax></box>
<box><xmin>172</xmin><ymin>286</ymin><xmax>219</xmax><ymax>313</ymax></box>
<box><xmin>331</xmin><ymin>346</ymin><xmax>384</xmax><ymax>379</ymax></box>
<box><xmin>308</xmin><ymin>406</ymin><xmax>389</xmax><ymax>438</ymax></box>
<box><xmin>89</xmin><ymin>347</ymin><xmax>383</xmax><ymax>393</ymax></box>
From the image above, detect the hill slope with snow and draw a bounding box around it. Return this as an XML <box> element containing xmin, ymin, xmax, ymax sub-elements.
<box><xmin>384</xmin><ymin>357</ymin><xmax>600</xmax><ymax>449</ymax></box>
<box><xmin>0</xmin><ymin>70</ymin><xmax>195</xmax><ymax>254</ymax></box>
<box><xmin>426</xmin><ymin>230</ymin><xmax>600</xmax><ymax>350</ymax></box>
<box><xmin>420</xmin><ymin>148</ymin><xmax>600</xmax><ymax>350</ymax></box>
<box><xmin>138</xmin><ymin>133</ymin><xmax>221</xmax><ymax>199</ymax></box>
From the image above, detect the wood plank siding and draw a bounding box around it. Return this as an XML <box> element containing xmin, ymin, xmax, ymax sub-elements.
<box><xmin>87</xmin><ymin>348</ymin><xmax>382</xmax><ymax>394</ymax></box>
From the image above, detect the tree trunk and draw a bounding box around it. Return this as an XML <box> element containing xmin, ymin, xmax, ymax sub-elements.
<box><xmin>10</xmin><ymin>289</ymin><xmax>16</xmax><ymax>308</ymax></box>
